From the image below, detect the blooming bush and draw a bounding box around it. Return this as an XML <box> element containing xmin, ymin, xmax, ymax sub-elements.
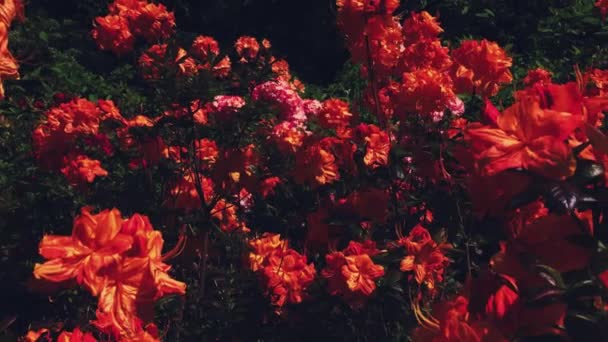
<box><xmin>2</xmin><ymin>0</ymin><xmax>608</xmax><ymax>341</ymax></box>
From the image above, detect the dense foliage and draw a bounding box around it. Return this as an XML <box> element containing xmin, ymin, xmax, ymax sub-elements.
<box><xmin>2</xmin><ymin>0</ymin><xmax>608</xmax><ymax>341</ymax></box>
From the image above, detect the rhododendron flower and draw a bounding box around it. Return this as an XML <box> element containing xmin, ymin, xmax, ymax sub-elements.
<box><xmin>451</xmin><ymin>39</ymin><xmax>513</xmax><ymax>97</ymax></box>
<box><xmin>139</xmin><ymin>44</ymin><xmax>196</xmax><ymax>79</ymax></box>
<box><xmin>23</xmin><ymin>328</ymin><xmax>49</xmax><ymax>342</ymax></box>
<box><xmin>168</xmin><ymin>173</ymin><xmax>215</xmax><ymax>211</ymax></box>
<box><xmin>321</xmin><ymin>241</ymin><xmax>384</xmax><ymax>308</ymax></box>
<box><xmin>523</xmin><ymin>68</ymin><xmax>552</xmax><ymax>87</ymax></box>
<box><xmin>402</xmin><ymin>11</ymin><xmax>443</xmax><ymax>41</ymax></box>
<box><xmin>398</xmin><ymin>39</ymin><xmax>452</xmax><ymax>72</ymax></box>
<box><xmin>247</xmin><ymin>234</ymin><xmax>316</xmax><ymax>307</ymax></box>
<box><xmin>396</xmin><ymin>67</ymin><xmax>457</xmax><ymax>116</ymax></box>
<box><xmin>355</xmin><ymin>123</ymin><xmax>390</xmax><ymax>169</ymax></box>
<box><xmin>60</xmin><ymin>154</ymin><xmax>108</xmax><ymax>186</ymax></box>
<box><xmin>93</xmin><ymin>214</ymin><xmax>185</xmax><ymax>340</ymax></box>
<box><xmin>294</xmin><ymin>142</ymin><xmax>340</xmax><ymax>186</ymax></box>
<box><xmin>247</xmin><ymin>233</ymin><xmax>285</xmax><ymax>272</ymax></box>
<box><xmin>208</xmin><ymin>95</ymin><xmax>246</xmax><ymax>121</ymax></box>
<box><xmin>398</xmin><ymin>225</ymin><xmax>449</xmax><ymax>290</ymax></box>
<box><xmin>252</xmin><ymin>81</ymin><xmax>321</xmax><ymax>123</ymax></box>
<box><xmin>195</xmin><ymin>138</ymin><xmax>219</xmax><ymax>167</ymax></box>
<box><xmin>234</xmin><ymin>36</ymin><xmax>260</xmax><ymax>63</ymax></box>
<box><xmin>33</xmin><ymin>207</ymin><xmax>130</xmax><ymax>295</ymax></box>
<box><xmin>212</xmin><ymin>144</ymin><xmax>259</xmax><ymax>189</ymax></box>
<box><xmin>0</xmin><ymin>0</ymin><xmax>24</xmax><ymax>100</ymax></box>
<box><xmin>466</xmin><ymin>95</ymin><xmax>581</xmax><ymax>179</ymax></box>
<box><xmin>191</xmin><ymin>35</ymin><xmax>219</xmax><ymax>60</ymax></box>
<box><xmin>129</xmin><ymin>2</ymin><xmax>175</xmax><ymax>42</ymax></box>
<box><xmin>91</xmin><ymin>15</ymin><xmax>134</xmax><ymax>55</ymax></box>
<box><xmin>318</xmin><ymin>98</ymin><xmax>353</xmax><ymax>130</ymax></box>
<box><xmin>336</xmin><ymin>0</ymin><xmax>400</xmax><ymax>15</ymax></box>
<box><xmin>44</xmin><ymin>98</ymin><xmax>103</xmax><ymax>136</ymax></box>
<box><xmin>271</xmin><ymin>120</ymin><xmax>307</xmax><ymax>153</ymax></box>
<box><xmin>211</xmin><ymin>199</ymin><xmax>250</xmax><ymax>233</ymax></box>
<box><xmin>260</xmin><ymin>247</ymin><xmax>316</xmax><ymax>307</ymax></box>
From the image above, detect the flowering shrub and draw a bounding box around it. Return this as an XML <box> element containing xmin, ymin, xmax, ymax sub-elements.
<box><xmin>2</xmin><ymin>0</ymin><xmax>608</xmax><ymax>341</ymax></box>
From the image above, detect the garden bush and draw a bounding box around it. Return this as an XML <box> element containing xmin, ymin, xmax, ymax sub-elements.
<box><xmin>2</xmin><ymin>0</ymin><xmax>608</xmax><ymax>341</ymax></box>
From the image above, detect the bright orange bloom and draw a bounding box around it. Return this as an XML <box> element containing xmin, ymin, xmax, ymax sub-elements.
<box><xmin>247</xmin><ymin>233</ymin><xmax>285</xmax><ymax>272</ymax></box>
<box><xmin>398</xmin><ymin>39</ymin><xmax>452</xmax><ymax>73</ymax></box>
<box><xmin>45</xmin><ymin>98</ymin><xmax>103</xmax><ymax>136</ymax></box>
<box><xmin>93</xmin><ymin>214</ymin><xmax>185</xmax><ymax>340</ymax></box>
<box><xmin>402</xmin><ymin>11</ymin><xmax>443</xmax><ymax>41</ymax></box>
<box><xmin>271</xmin><ymin>120</ymin><xmax>306</xmax><ymax>153</ymax></box>
<box><xmin>451</xmin><ymin>39</ymin><xmax>513</xmax><ymax>97</ymax></box>
<box><xmin>260</xmin><ymin>248</ymin><xmax>316</xmax><ymax>307</ymax></box>
<box><xmin>0</xmin><ymin>0</ymin><xmax>24</xmax><ymax>99</ymax></box>
<box><xmin>34</xmin><ymin>207</ymin><xmax>130</xmax><ymax>295</ymax></box>
<box><xmin>321</xmin><ymin>241</ymin><xmax>384</xmax><ymax>308</ymax></box>
<box><xmin>396</xmin><ymin>68</ymin><xmax>456</xmax><ymax>116</ymax></box>
<box><xmin>318</xmin><ymin>98</ymin><xmax>353</xmax><ymax>130</ymax></box>
<box><xmin>294</xmin><ymin>142</ymin><xmax>340</xmax><ymax>186</ymax></box>
<box><xmin>466</xmin><ymin>95</ymin><xmax>581</xmax><ymax>179</ymax></box>
<box><xmin>60</xmin><ymin>154</ymin><xmax>108</xmax><ymax>186</ymax></box>
<box><xmin>398</xmin><ymin>225</ymin><xmax>449</xmax><ymax>290</ymax></box>
<box><xmin>139</xmin><ymin>44</ymin><xmax>197</xmax><ymax>79</ymax></box>
<box><xmin>350</xmin><ymin>16</ymin><xmax>404</xmax><ymax>77</ymax></box>
<box><xmin>22</xmin><ymin>328</ymin><xmax>49</xmax><ymax>342</ymax></box>
<box><xmin>57</xmin><ymin>328</ymin><xmax>97</xmax><ymax>342</ymax></box>
<box><xmin>211</xmin><ymin>199</ymin><xmax>250</xmax><ymax>233</ymax></box>
<box><xmin>130</xmin><ymin>2</ymin><xmax>175</xmax><ymax>42</ymax></box>
<box><xmin>355</xmin><ymin>123</ymin><xmax>390</xmax><ymax>169</ymax></box>
<box><xmin>191</xmin><ymin>35</ymin><xmax>219</xmax><ymax>60</ymax></box>
<box><xmin>234</xmin><ymin>36</ymin><xmax>260</xmax><ymax>63</ymax></box>
<box><xmin>91</xmin><ymin>15</ymin><xmax>134</xmax><ymax>55</ymax></box>
<box><xmin>195</xmin><ymin>138</ymin><xmax>219</xmax><ymax>167</ymax></box>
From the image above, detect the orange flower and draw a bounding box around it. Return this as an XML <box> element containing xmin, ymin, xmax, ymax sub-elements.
<box><xmin>60</xmin><ymin>154</ymin><xmax>108</xmax><ymax>186</ymax></box>
<box><xmin>451</xmin><ymin>39</ymin><xmax>513</xmax><ymax>97</ymax></box>
<box><xmin>398</xmin><ymin>39</ymin><xmax>452</xmax><ymax>73</ymax></box>
<box><xmin>355</xmin><ymin>123</ymin><xmax>390</xmax><ymax>169</ymax></box>
<box><xmin>0</xmin><ymin>0</ymin><xmax>24</xmax><ymax>100</ymax></box>
<box><xmin>318</xmin><ymin>98</ymin><xmax>353</xmax><ymax>130</ymax></box>
<box><xmin>33</xmin><ymin>207</ymin><xmax>131</xmax><ymax>295</ymax></box>
<box><xmin>22</xmin><ymin>328</ymin><xmax>49</xmax><ymax>342</ymax></box>
<box><xmin>258</xmin><ymin>176</ymin><xmax>281</xmax><ymax>198</ymax></box>
<box><xmin>195</xmin><ymin>138</ymin><xmax>219</xmax><ymax>167</ymax></box>
<box><xmin>93</xmin><ymin>214</ymin><xmax>185</xmax><ymax>340</ymax></box>
<box><xmin>234</xmin><ymin>36</ymin><xmax>260</xmax><ymax>63</ymax></box>
<box><xmin>294</xmin><ymin>142</ymin><xmax>340</xmax><ymax>186</ymax></box>
<box><xmin>466</xmin><ymin>95</ymin><xmax>581</xmax><ymax>179</ymax></box>
<box><xmin>260</xmin><ymin>248</ymin><xmax>316</xmax><ymax>307</ymax></box>
<box><xmin>190</xmin><ymin>35</ymin><xmax>220</xmax><ymax>67</ymax></box>
<box><xmin>139</xmin><ymin>44</ymin><xmax>196</xmax><ymax>79</ymax></box>
<box><xmin>396</xmin><ymin>67</ymin><xmax>456</xmax><ymax>116</ymax></box>
<box><xmin>91</xmin><ymin>15</ymin><xmax>134</xmax><ymax>55</ymax></box>
<box><xmin>130</xmin><ymin>2</ymin><xmax>175</xmax><ymax>42</ymax></box>
<box><xmin>271</xmin><ymin>120</ymin><xmax>306</xmax><ymax>153</ymax></box>
<box><xmin>57</xmin><ymin>328</ymin><xmax>97</xmax><ymax>342</ymax></box>
<box><xmin>321</xmin><ymin>241</ymin><xmax>384</xmax><ymax>308</ymax></box>
<box><xmin>402</xmin><ymin>11</ymin><xmax>443</xmax><ymax>41</ymax></box>
<box><xmin>247</xmin><ymin>233</ymin><xmax>285</xmax><ymax>272</ymax></box>
<box><xmin>211</xmin><ymin>199</ymin><xmax>250</xmax><ymax>233</ymax></box>
<box><xmin>398</xmin><ymin>225</ymin><xmax>449</xmax><ymax>290</ymax></box>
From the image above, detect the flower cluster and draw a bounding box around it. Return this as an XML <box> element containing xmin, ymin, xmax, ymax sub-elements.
<box><xmin>247</xmin><ymin>234</ymin><xmax>316</xmax><ymax>307</ymax></box>
<box><xmin>92</xmin><ymin>0</ymin><xmax>175</xmax><ymax>55</ymax></box>
<box><xmin>32</xmin><ymin>98</ymin><xmax>121</xmax><ymax>186</ymax></box>
<box><xmin>0</xmin><ymin>0</ymin><xmax>24</xmax><ymax>99</ymax></box>
<box><xmin>33</xmin><ymin>207</ymin><xmax>185</xmax><ymax>341</ymax></box>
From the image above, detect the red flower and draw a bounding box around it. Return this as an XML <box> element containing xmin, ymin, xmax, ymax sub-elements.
<box><xmin>261</xmin><ymin>248</ymin><xmax>317</xmax><ymax>307</ymax></box>
<box><xmin>396</xmin><ymin>67</ymin><xmax>457</xmax><ymax>116</ymax></box>
<box><xmin>321</xmin><ymin>240</ymin><xmax>384</xmax><ymax>308</ymax></box>
<box><xmin>402</xmin><ymin>11</ymin><xmax>444</xmax><ymax>41</ymax></box>
<box><xmin>60</xmin><ymin>154</ymin><xmax>108</xmax><ymax>186</ymax></box>
<box><xmin>451</xmin><ymin>39</ymin><xmax>513</xmax><ymax>97</ymax></box>
<box><xmin>91</xmin><ymin>15</ymin><xmax>134</xmax><ymax>55</ymax></box>
<box><xmin>130</xmin><ymin>2</ymin><xmax>175</xmax><ymax>42</ymax></box>
<box><xmin>596</xmin><ymin>0</ymin><xmax>608</xmax><ymax>21</ymax></box>
<box><xmin>258</xmin><ymin>176</ymin><xmax>281</xmax><ymax>198</ymax></box>
<box><xmin>211</xmin><ymin>199</ymin><xmax>250</xmax><ymax>234</ymax></box>
<box><xmin>318</xmin><ymin>98</ymin><xmax>353</xmax><ymax>130</ymax></box>
<box><xmin>355</xmin><ymin>123</ymin><xmax>390</xmax><ymax>169</ymax></box>
<box><xmin>190</xmin><ymin>35</ymin><xmax>220</xmax><ymax>61</ymax></box>
<box><xmin>195</xmin><ymin>138</ymin><xmax>219</xmax><ymax>167</ymax></box>
<box><xmin>398</xmin><ymin>225</ymin><xmax>449</xmax><ymax>290</ymax></box>
<box><xmin>234</xmin><ymin>36</ymin><xmax>260</xmax><ymax>63</ymax></box>
<box><xmin>57</xmin><ymin>327</ymin><xmax>97</xmax><ymax>342</ymax></box>
<box><xmin>523</xmin><ymin>68</ymin><xmax>552</xmax><ymax>87</ymax></box>
<box><xmin>294</xmin><ymin>142</ymin><xmax>340</xmax><ymax>186</ymax></box>
<box><xmin>466</xmin><ymin>94</ymin><xmax>581</xmax><ymax>179</ymax></box>
<box><xmin>0</xmin><ymin>0</ymin><xmax>24</xmax><ymax>99</ymax></box>
<box><xmin>33</xmin><ymin>207</ymin><xmax>131</xmax><ymax>295</ymax></box>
